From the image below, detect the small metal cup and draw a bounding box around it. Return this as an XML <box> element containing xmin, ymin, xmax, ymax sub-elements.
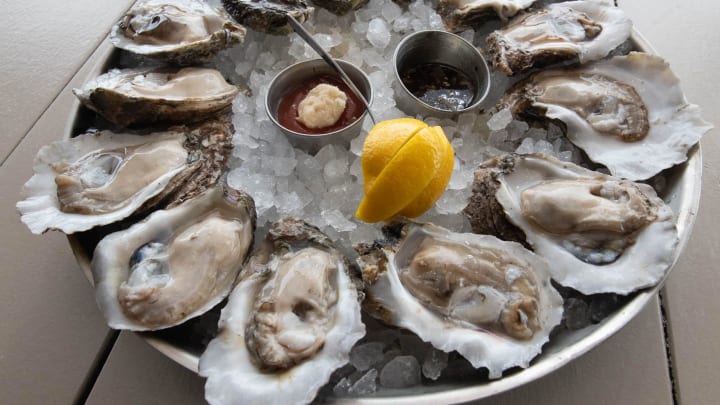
<box><xmin>266</xmin><ymin>59</ymin><xmax>373</xmax><ymax>154</ymax></box>
<box><xmin>393</xmin><ymin>30</ymin><xmax>491</xmax><ymax>118</ymax></box>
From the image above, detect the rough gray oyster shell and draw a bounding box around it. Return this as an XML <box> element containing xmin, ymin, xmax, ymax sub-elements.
<box><xmin>311</xmin><ymin>0</ymin><xmax>367</xmax><ymax>15</ymax></box>
<box><xmin>222</xmin><ymin>0</ymin><xmax>313</xmax><ymax>35</ymax></box>
<box><xmin>437</xmin><ymin>0</ymin><xmax>536</xmax><ymax>32</ymax></box>
<box><xmin>73</xmin><ymin>67</ymin><xmax>240</xmax><ymax>128</ymax></box>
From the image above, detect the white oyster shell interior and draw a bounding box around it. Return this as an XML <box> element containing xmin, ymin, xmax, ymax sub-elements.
<box><xmin>17</xmin><ymin>130</ymin><xmax>190</xmax><ymax>234</ymax></box>
<box><xmin>92</xmin><ymin>184</ymin><xmax>255</xmax><ymax>331</ymax></box>
<box><xmin>363</xmin><ymin>223</ymin><xmax>563</xmax><ymax>379</ymax></box>
<box><xmin>527</xmin><ymin>52</ymin><xmax>713</xmax><ymax>180</ymax></box>
<box><xmin>495</xmin><ymin>154</ymin><xmax>679</xmax><ymax>294</ymax></box>
<box><xmin>200</xmin><ymin>236</ymin><xmax>364</xmax><ymax>405</ymax></box>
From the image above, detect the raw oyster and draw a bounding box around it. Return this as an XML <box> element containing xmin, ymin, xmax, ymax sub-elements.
<box><xmin>110</xmin><ymin>0</ymin><xmax>246</xmax><ymax>65</ymax></box>
<box><xmin>486</xmin><ymin>0</ymin><xmax>631</xmax><ymax>75</ymax></box>
<box><xmin>73</xmin><ymin>67</ymin><xmax>240</xmax><ymax>128</ymax></box>
<box><xmin>356</xmin><ymin>221</ymin><xmax>563</xmax><ymax>379</ymax></box>
<box><xmin>311</xmin><ymin>0</ymin><xmax>367</xmax><ymax>15</ymax></box>
<box><xmin>92</xmin><ymin>182</ymin><xmax>256</xmax><ymax>331</ymax></box>
<box><xmin>17</xmin><ymin>118</ymin><xmax>233</xmax><ymax>235</ymax></box>
<box><xmin>437</xmin><ymin>0</ymin><xmax>536</xmax><ymax>32</ymax></box>
<box><xmin>222</xmin><ymin>0</ymin><xmax>313</xmax><ymax>35</ymax></box>
<box><xmin>200</xmin><ymin>218</ymin><xmax>365</xmax><ymax>405</ymax></box>
<box><xmin>500</xmin><ymin>52</ymin><xmax>713</xmax><ymax>180</ymax></box>
<box><xmin>463</xmin><ymin>153</ymin><xmax>678</xmax><ymax>295</ymax></box>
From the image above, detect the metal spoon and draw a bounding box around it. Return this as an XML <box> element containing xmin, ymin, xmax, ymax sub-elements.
<box><xmin>285</xmin><ymin>14</ymin><xmax>376</xmax><ymax>125</ymax></box>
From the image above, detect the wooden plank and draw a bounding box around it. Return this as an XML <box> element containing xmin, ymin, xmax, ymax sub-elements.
<box><xmin>87</xmin><ymin>332</ymin><xmax>205</xmax><ymax>405</ymax></box>
<box><xmin>479</xmin><ymin>297</ymin><xmax>672</xmax><ymax>405</ymax></box>
<box><xmin>620</xmin><ymin>1</ymin><xmax>720</xmax><ymax>404</ymax></box>
<box><xmin>0</xmin><ymin>0</ymin><xmax>136</xmax><ymax>162</ymax></box>
<box><xmin>0</xmin><ymin>42</ymin><xmax>123</xmax><ymax>404</ymax></box>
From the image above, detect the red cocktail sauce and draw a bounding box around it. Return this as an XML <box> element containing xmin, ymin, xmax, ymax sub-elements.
<box><xmin>277</xmin><ymin>75</ymin><xmax>365</xmax><ymax>135</ymax></box>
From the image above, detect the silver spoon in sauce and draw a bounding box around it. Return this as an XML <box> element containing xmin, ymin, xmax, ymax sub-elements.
<box><xmin>285</xmin><ymin>14</ymin><xmax>377</xmax><ymax>125</ymax></box>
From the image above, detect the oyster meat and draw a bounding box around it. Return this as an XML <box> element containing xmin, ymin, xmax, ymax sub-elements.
<box><xmin>110</xmin><ymin>0</ymin><xmax>246</xmax><ymax>65</ymax></box>
<box><xmin>486</xmin><ymin>0</ymin><xmax>632</xmax><ymax>75</ymax></box>
<box><xmin>200</xmin><ymin>218</ymin><xmax>365</xmax><ymax>405</ymax></box>
<box><xmin>463</xmin><ymin>153</ymin><xmax>678</xmax><ymax>295</ymax></box>
<box><xmin>92</xmin><ymin>182</ymin><xmax>256</xmax><ymax>331</ymax></box>
<box><xmin>356</xmin><ymin>221</ymin><xmax>563</xmax><ymax>379</ymax></box>
<box><xmin>500</xmin><ymin>52</ymin><xmax>713</xmax><ymax>180</ymax></box>
<box><xmin>17</xmin><ymin>118</ymin><xmax>233</xmax><ymax>234</ymax></box>
<box><xmin>222</xmin><ymin>0</ymin><xmax>313</xmax><ymax>35</ymax></box>
<box><xmin>73</xmin><ymin>67</ymin><xmax>240</xmax><ymax>128</ymax></box>
<box><xmin>437</xmin><ymin>0</ymin><xmax>536</xmax><ymax>32</ymax></box>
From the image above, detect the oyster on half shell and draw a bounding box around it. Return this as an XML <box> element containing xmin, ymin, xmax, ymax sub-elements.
<box><xmin>356</xmin><ymin>221</ymin><xmax>563</xmax><ymax>379</ymax></box>
<box><xmin>200</xmin><ymin>218</ymin><xmax>365</xmax><ymax>405</ymax></box>
<box><xmin>437</xmin><ymin>0</ymin><xmax>536</xmax><ymax>32</ymax></box>
<box><xmin>92</xmin><ymin>182</ymin><xmax>256</xmax><ymax>331</ymax></box>
<box><xmin>500</xmin><ymin>52</ymin><xmax>713</xmax><ymax>180</ymax></box>
<box><xmin>111</xmin><ymin>0</ymin><xmax>246</xmax><ymax>65</ymax></box>
<box><xmin>73</xmin><ymin>67</ymin><xmax>240</xmax><ymax>128</ymax></box>
<box><xmin>222</xmin><ymin>0</ymin><xmax>313</xmax><ymax>35</ymax></box>
<box><xmin>17</xmin><ymin>118</ymin><xmax>233</xmax><ymax>235</ymax></box>
<box><xmin>463</xmin><ymin>153</ymin><xmax>679</xmax><ymax>295</ymax></box>
<box><xmin>486</xmin><ymin>0</ymin><xmax>632</xmax><ymax>75</ymax></box>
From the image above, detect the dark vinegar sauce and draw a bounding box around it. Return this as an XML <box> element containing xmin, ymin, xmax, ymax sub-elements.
<box><xmin>400</xmin><ymin>63</ymin><xmax>477</xmax><ymax>111</ymax></box>
<box><xmin>277</xmin><ymin>75</ymin><xmax>365</xmax><ymax>135</ymax></box>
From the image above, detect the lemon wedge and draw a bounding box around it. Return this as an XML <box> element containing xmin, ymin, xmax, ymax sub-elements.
<box><xmin>356</xmin><ymin>118</ymin><xmax>454</xmax><ymax>223</ymax></box>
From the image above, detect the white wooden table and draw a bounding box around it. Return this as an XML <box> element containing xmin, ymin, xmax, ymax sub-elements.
<box><xmin>1</xmin><ymin>1</ymin><xmax>718</xmax><ymax>404</ymax></box>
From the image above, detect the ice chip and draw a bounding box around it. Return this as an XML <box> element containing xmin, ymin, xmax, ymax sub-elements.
<box><xmin>382</xmin><ymin>1</ymin><xmax>402</xmax><ymax>21</ymax></box>
<box><xmin>367</xmin><ymin>18</ymin><xmax>391</xmax><ymax>49</ymax></box>
<box><xmin>422</xmin><ymin>349</ymin><xmax>449</xmax><ymax>380</ymax></box>
<box><xmin>349</xmin><ymin>342</ymin><xmax>386</xmax><ymax>371</ymax></box>
<box><xmin>348</xmin><ymin>369</ymin><xmax>378</xmax><ymax>396</ymax></box>
<box><xmin>487</xmin><ymin>108</ymin><xmax>513</xmax><ymax>131</ymax></box>
<box><xmin>516</xmin><ymin>137</ymin><xmax>535</xmax><ymax>154</ymax></box>
<box><xmin>379</xmin><ymin>355</ymin><xmax>421</xmax><ymax>388</ymax></box>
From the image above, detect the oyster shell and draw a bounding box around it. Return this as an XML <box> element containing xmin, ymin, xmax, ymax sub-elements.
<box><xmin>437</xmin><ymin>0</ymin><xmax>536</xmax><ymax>32</ymax></box>
<box><xmin>463</xmin><ymin>153</ymin><xmax>679</xmax><ymax>295</ymax></box>
<box><xmin>500</xmin><ymin>52</ymin><xmax>713</xmax><ymax>180</ymax></box>
<box><xmin>92</xmin><ymin>182</ymin><xmax>256</xmax><ymax>331</ymax></box>
<box><xmin>73</xmin><ymin>67</ymin><xmax>240</xmax><ymax>128</ymax></box>
<box><xmin>110</xmin><ymin>0</ymin><xmax>246</xmax><ymax>65</ymax></box>
<box><xmin>356</xmin><ymin>221</ymin><xmax>563</xmax><ymax>379</ymax></box>
<box><xmin>222</xmin><ymin>0</ymin><xmax>313</xmax><ymax>35</ymax></box>
<box><xmin>200</xmin><ymin>218</ymin><xmax>365</xmax><ymax>405</ymax></box>
<box><xmin>486</xmin><ymin>0</ymin><xmax>632</xmax><ymax>75</ymax></box>
<box><xmin>17</xmin><ymin>118</ymin><xmax>233</xmax><ymax>235</ymax></box>
<box><xmin>311</xmin><ymin>0</ymin><xmax>367</xmax><ymax>15</ymax></box>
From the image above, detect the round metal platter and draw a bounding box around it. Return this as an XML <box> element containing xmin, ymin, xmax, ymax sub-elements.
<box><xmin>65</xmin><ymin>29</ymin><xmax>701</xmax><ymax>403</ymax></box>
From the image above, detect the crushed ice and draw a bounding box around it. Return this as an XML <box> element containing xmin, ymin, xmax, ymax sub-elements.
<box><xmin>210</xmin><ymin>0</ymin><xmax>589</xmax><ymax>392</ymax></box>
